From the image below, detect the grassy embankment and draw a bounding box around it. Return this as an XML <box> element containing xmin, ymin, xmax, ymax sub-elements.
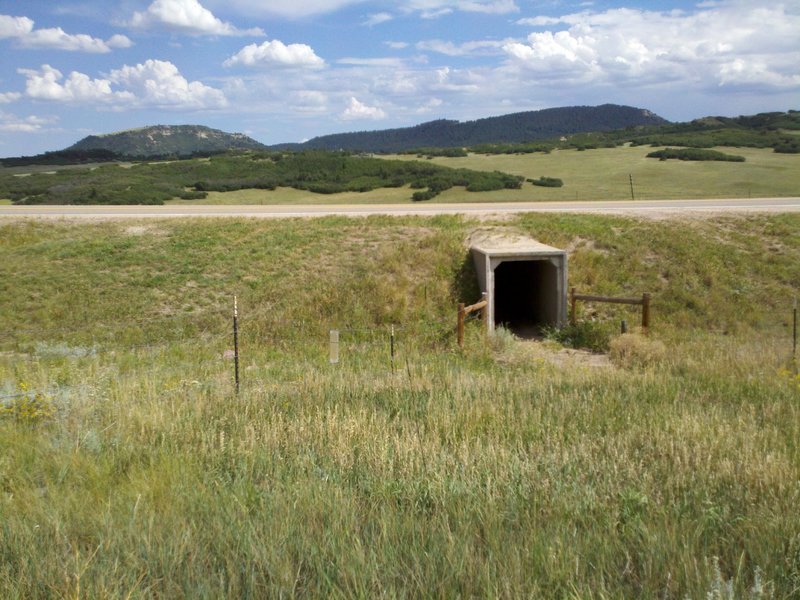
<box><xmin>1</xmin><ymin>213</ymin><xmax>799</xmax><ymax>597</ymax></box>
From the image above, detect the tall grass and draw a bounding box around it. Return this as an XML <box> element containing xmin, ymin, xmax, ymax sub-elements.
<box><xmin>1</xmin><ymin>214</ymin><xmax>799</xmax><ymax>597</ymax></box>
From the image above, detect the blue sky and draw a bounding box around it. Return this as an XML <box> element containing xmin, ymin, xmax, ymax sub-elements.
<box><xmin>1</xmin><ymin>0</ymin><xmax>798</xmax><ymax>156</ymax></box>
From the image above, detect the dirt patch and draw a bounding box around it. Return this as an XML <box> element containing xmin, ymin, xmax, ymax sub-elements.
<box><xmin>465</xmin><ymin>226</ymin><xmax>526</xmax><ymax>248</ymax></box>
<box><xmin>539</xmin><ymin>345</ymin><xmax>611</xmax><ymax>369</ymax></box>
<box><xmin>122</xmin><ymin>224</ymin><xmax>167</xmax><ymax>236</ymax></box>
<box><xmin>497</xmin><ymin>338</ymin><xmax>612</xmax><ymax>369</ymax></box>
<box><xmin>565</xmin><ymin>236</ymin><xmax>607</xmax><ymax>254</ymax></box>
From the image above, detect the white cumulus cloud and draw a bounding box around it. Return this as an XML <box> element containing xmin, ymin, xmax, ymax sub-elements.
<box><xmin>130</xmin><ymin>0</ymin><xmax>264</xmax><ymax>36</ymax></box>
<box><xmin>19</xmin><ymin>65</ymin><xmax>133</xmax><ymax>103</ymax></box>
<box><xmin>109</xmin><ymin>60</ymin><xmax>228</xmax><ymax>108</ymax></box>
<box><xmin>206</xmin><ymin>0</ymin><xmax>367</xmax><ymax>19</ymax></box>
<box><xmin>18</xmin><ymin>60</ymin><xmax>227</xmax><ymax>110</ymax></box>
<box><xmin>506</xmin><ymin>4</ymin><xmax>800</xmax><ymax>89</ymax></box>
<box><xmin>0</xmin><ymin>91</ymin><xmax>21</xmax><ymax>103</ymax></box>
<box><xmin>0</xmin><ymin>110</ymin><xmax>56</xmax><ymax>133</ymax></box>
<box><xmin>340</xmin><ymin>97</ymin><xmax>386</xmax><ymax>120</ymax></box>
<box><xmin>0</xmin><ymin>13</ymin><xmax>132</xmax><ymax>52</ymax></box>
<box><xmin>224</xmin><ymin>40</ymin><xmax>325</xmax><ymax>68</ymax></box>
<box><xmin>0</xmin><ymin>14</ymin><xmax>34</xmax><ymax>37</ymax></box>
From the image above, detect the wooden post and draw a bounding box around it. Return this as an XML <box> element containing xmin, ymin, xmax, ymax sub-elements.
<box><xmin>390</xmin><ymin>324</ymin><xmax>395</xmax><ymax>374</ymax></box>
<box><xmin>457</xmin><ymin>303</ymin><xmax>465</xmax><ymax>348</ymax></box>
<box><xmin>481</xmin><ymin>292</ymin><xmax>488</xmax><ymax>335</ymax></box>
<box><xmin>329</xmin><ymin>329</ymin><xmax>339</xmax><ymax>364</ymax></box>
<box><xmin>570</xmin><ymin>287</ymin><xmax>577</xmax><ymax>325</ymax></box>
<box><xmin>233</xmin><ymin>296</ymin><xmax>240</xmax><ymax>394</ymax></box>
<box><xmin>642</xmin><ymin>292</ymin><xmax>651</xmax><ymax>334</ymax></box>
<box><xmin>629</xmin><ymin>174</ymin><xmax>635</xmax><ymax>201</ymax></box>
<box><xmin>793</xmin><ymin>297</ymin><xmax>797</xmax><ymax>362</ymax></box>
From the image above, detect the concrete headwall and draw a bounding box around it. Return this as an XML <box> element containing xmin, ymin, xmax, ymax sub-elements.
<box><xmin>469</xmin><ymin>233</ymin><xmax>567</xmax><ymax>332</ymax></box>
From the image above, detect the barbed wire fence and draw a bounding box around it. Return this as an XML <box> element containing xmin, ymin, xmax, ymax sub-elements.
<box><xmin>0</xmin><ymin>294</ymin><xmax>487</xmax><ymax>402</ymax></box>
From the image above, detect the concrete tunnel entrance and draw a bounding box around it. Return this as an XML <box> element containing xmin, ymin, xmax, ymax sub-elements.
<box><xmin>494</xmin><ymin>259</ymin><xmax>561</xmax><ymax>333</ymax></box>
<box><xmin>470</xmin><ymin>234</ymin><xmax>567</xmax><ymax>337</ymax></box>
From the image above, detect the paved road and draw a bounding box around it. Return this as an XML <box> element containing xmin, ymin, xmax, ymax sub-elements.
<box><xmin>2</xmin><ymin>197</ymin><xmax>799</xmax><ymax>219</ymax></box>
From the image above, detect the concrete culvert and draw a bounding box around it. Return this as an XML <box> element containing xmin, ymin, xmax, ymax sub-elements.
<box><xmin>470</xmin><ymin>233</ymin><xmax>567</xmax><ymax>338</ymax></box>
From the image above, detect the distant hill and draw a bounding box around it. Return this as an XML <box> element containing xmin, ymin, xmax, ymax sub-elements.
<box><xmin>273</xmin><ymin>104</ymin><xmax>669</xmax><ymax>153</ymax></box>
<box><xmin>68</xmin><ymin>125</ymin><xmax>267</xmax><ymax>158</ymax></box>
<box><xmin>622</xmin><ymin>110</ymin><xmax>800</xmax><ymax>153</ymax></box>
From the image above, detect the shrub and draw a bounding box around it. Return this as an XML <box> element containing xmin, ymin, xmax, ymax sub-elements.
<box><xmin>774</xmin><ymin>140</ymin><xmax>800</xmax><ymax>154</ymax></box>
<box><xmin>488</xmin><ymin>326</ymin><xmax>516</xmax><ymax>353</ymax></box>
<box><xmin>412</xmin><ymin>190</ymin><xmax>438</xmax><ymax>201</ymax></box>
<box><xmin>609</xmin><ymin>333</ymin><xmax>667</xmax><ymax>368</ymax></box>
<box><xmin>544</xmin><ymin>321</ymin><xmax>610</xmax><ymax>352</ymax></box>
<box><xmin>306</xmin><ymin>183</ymin><xmax>346</xmax><ymax>194</ymax></box>
<box><xmin>1</xmin><ymin>383</ymin><xmax>55</xmax><ymax>425</ymax></box>
<box><xmin>646</xmin><ymin>148</ymin><xmax>745</xmax><ymax>162</ymax></box>
<box><xmin>466</xmin><ymin>178</ymin><xmax>504</xmax><ymax>192</ymax></box>
<box><xmin>529</xmin><ymin>176</ymin><xmax>564</xmax><ymax>188</ymax></box>
<box><xmin>178</xmin><ymin>191</ymin><xmax>208</xmax><ymax>200</ymax></box>
<box><xmin>426</xmin><ymin>177</ymin><xmax>454</xmax><ymax>193</ymax></box>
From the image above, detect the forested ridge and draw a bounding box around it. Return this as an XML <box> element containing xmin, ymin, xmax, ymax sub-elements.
<box><xmin>278</xmin><ymin>104</ymin><xmax>667</xmax><ymax>152</ymax></box>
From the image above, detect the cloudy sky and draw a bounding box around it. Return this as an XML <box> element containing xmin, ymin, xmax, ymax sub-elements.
<box><xmin>0</xmin><ymin>0</ymin><xmax>798</xmax><ymax>156</ymax></box>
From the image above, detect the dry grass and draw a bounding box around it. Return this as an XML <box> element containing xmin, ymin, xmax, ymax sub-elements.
<box><xmin>1</xmin><ymin>213</ymin><xmax>799</xmax><ymax>597</ymax></box>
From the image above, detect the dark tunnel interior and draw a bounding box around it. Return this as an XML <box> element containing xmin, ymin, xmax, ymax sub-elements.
<box><xmin>494</xmin><ymin>259</ymin><xmax>559</xmax><ymax>337</ymax></box>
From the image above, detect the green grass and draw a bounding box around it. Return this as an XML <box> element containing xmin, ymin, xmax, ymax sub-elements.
<box><xmin>1</xmin><ymin>214</ymin><xmax>799</xmax><ymax>597</ymax></box>
<box><xmin>386</xmin><ymin>145</ymin><xmax>800</xmax><ymax>202</ymax></box>
<box><xmin>4</xmin><ymin>144</ymin><xmax>798</xmax><ymax>206</ymax></box>
<box><xmin>167</xmin><ymin>185</ymin><xmax>418</xmax><ymax>205</ymax></box>
<box><xmin>0</xmin><ymin>151</ymin><xmax>522</xmax><ymax>205</ymax></box>
<box><xmin>171</xmin><ymin>146</ymin><xmax>800</xmax><ymax>204</ymax></box>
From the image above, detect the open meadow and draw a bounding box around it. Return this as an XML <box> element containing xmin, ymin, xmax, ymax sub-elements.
<box><xmin>384</xmin><ymin>145</ymin><xmax>800</xmax><ymax>204</ymax></box>
<box><xmin>1</xmin><ymin>213</ymin><xmax>799</xmax><ymax>597</ymax></box>
<box><xmin>2</xmin><ymin>144</ymin><xmax>798</xmax><ymax>207</ymax></box>
<box><xmin>163</xmin><ymin>145</ymin><xmax>800</xmax><ymax>205</ymax></box>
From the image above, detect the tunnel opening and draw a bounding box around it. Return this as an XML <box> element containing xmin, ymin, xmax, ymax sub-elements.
<box><xmin>494</xmin><ymin>259</ymin><xmax>560</xmax><ymax>337</ymax></box>
<box><xmin>469</xmin><ymin>233</ymin><xmax>567</xmax><ymax>338</ymax></box>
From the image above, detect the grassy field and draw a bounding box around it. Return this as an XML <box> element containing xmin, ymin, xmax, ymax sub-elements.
<box><xmin>161</xmin><ymin>145</ymin><xmax>800</xmax><ymax>205</ymax></box>
<box><xmin>168</xmin><ymin>185</ymin><xmax>417</xmax><ymax>205</ymax></box>
<box><xmin>2</xmin><ymin>145</ymin><xmax>798</xmax><ymax>206</ymax></box>
<box><xmin>392</xmin><ymin>145</ymin><xmax>800</xmax><ymax>203</ymax></box>
<box><xmin>1</xmin><ymin>213</ymin><xmax>799</xmax><ymax>597</ymax></box>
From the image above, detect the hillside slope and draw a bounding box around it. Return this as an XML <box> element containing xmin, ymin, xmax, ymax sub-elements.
<box><xmin>67</xmin><ymin>125</ymin><xmax>267</xmax><ymax>157</ymax></box>
<box><xmin>1</xmin><ymin>214</ymin><xmax>799</xmax><ymax>598</ymax></box>
<box><xmin>279</xmin><ymin>104</ymin><xmax>668</xmax><ymax>152</ymax></box>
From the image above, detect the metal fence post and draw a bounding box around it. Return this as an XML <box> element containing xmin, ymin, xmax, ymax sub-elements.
<box><xmin>233</xmin><ymin>296</ymin><xmax>240</xmax><ymax>394</ymax></box>
<box><xmin>457</xmin><ymin>303</ymin><xmax>465</xmax><ymax>348</ymax></box>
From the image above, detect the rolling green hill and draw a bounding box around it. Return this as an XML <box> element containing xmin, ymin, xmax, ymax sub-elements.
<box><xmin>468</xmin><ymin>110</ymin><xmax>800</xmax><ymax>155</ymax></box>
<box><xmin>276</xmin><ymin>104</ymin><xmax>668</xmax><ymax>153</ymax></box>
<box><xmin>67</xmin><ymin>124</ymin><xmax>267</xmax><ymax>158</ymax></box>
